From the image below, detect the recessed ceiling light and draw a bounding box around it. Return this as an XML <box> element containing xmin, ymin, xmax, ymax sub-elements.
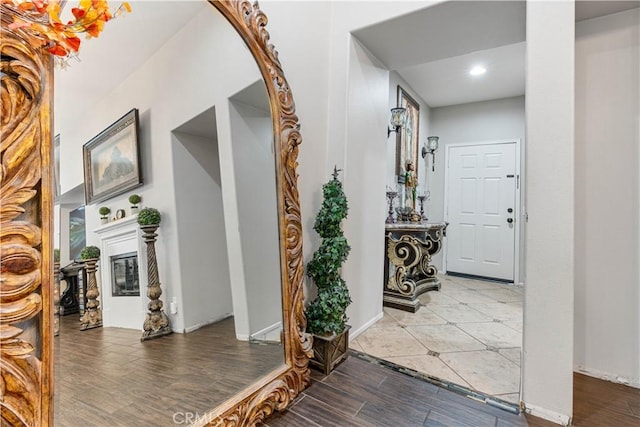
<box><xmin>469</xmin><ymin>66</ymin><xmax>487</xmax><ymax>76</ymax></box>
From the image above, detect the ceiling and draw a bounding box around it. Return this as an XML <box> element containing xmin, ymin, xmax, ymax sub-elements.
<box><xmin>54</xmin><ymin>0</ymin><xmax>640</xmax><ymax>126</ymax></box>
<box><xmin>54</xmin><ymin>1</ymin><xmax>206</xmax><ymax>131</ymax></box>
<box><xmin>353</xmin><ymin>0</ymin><xmax>639</xmax><ymax>108</ymax></box>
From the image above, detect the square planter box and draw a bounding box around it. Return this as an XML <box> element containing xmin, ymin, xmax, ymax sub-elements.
<box><xmin>309</xmin><ymin>325</ymin><xmax>350</xmax><ymax>375</ymax></box>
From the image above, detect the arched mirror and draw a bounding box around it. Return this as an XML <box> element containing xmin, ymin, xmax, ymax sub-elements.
<box><xmin>0</xmin><ymin>1</ymin><xmax>310</xmax><ymax>425</ymax></box>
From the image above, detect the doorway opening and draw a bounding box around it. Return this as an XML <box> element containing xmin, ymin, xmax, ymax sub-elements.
<box><xmin>348</xmin><ymin>0</ymin><xmax>526</xmax><ymax>410</ymax></box>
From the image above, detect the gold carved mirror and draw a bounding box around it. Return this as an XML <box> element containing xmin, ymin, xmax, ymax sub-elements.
<box><xmin>0</xmin><ymin>1</ymin><xmax>311</xmax><ymax>425</ymax></box>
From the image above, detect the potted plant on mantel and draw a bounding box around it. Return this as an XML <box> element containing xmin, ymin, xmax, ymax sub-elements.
<box><xmin>128</xmin><ymin>194</ymin><xmax>141</xmax><ymax>214</ymax></box>
<box><xmin>98</xmin><ymin>206</ymin><xmax>110</xmax><ymax>224</ymax></box>
<box><xmin>137</xmin><ymin>207</ymin><xmax>172</xmax><ymax>341</ymax></box>
<box><xmin>305</xmin><ymin>167</ymin><xmax>352</xmax><ymax>375</ymax></box>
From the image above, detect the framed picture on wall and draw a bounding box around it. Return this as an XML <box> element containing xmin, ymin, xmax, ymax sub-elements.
<box><xmin>83</xmin><ymin>108</ymin><xmax>142</xmax><ymax>204</ymax></box>
<box><xmin>395</xmin><ymin>86</ymin><xmax>420</xmax><ymax>179</ymax></box>
<box><xmin>69</xmin><ymin>206</ymin><xmax>86</xmax><ymax>261</ymax></box>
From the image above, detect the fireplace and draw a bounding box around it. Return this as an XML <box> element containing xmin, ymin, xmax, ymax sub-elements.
<box><xmin>94</xmin><ymin>214</ymin><xmax>147</xmax><ymax>329</ymax></box>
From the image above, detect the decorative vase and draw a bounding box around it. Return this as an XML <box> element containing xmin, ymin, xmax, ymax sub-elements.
<box><xmin>131</xmin><ymin>205</ymin><xmax>138</xmax><ymax>215</ymax></box>
<box><xmin>310</xmin><ymin>325</ymin><xmax>350</xmax><ymax>375</ymax></box>
<box><xmin>100</xmin><ymin>217</ymin><xmax>108</xmax><ymax>225</ymax></box>
<box><xmin>140</xmin><ymin>224</ymin><xmax>172</xmax><ymax>341</ymax></box>
<box><xmin>79</xmin><ymin>258</ymin><xmax>102</xmax><ymax>330</ymax></box>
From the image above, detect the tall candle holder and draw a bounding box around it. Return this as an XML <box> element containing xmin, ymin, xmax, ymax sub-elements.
<box><xmin>418</xmin><ymin>191</ymin><xmax>430</xmax><ymax>221</ymax></box>
<box><xmin>385</xmin><ymin>191</ymin><xmax>397</xmax><ymax>223</ymax></box>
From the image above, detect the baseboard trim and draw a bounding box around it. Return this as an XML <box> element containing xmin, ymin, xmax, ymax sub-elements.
<box><xmin>575</xmin><ymin>366</ymin><xmax>640</xmax><ymax>389</ymax></box>
<box><xmin>349</xmin><ymin>311</ymin><xmax>384</xmax><ymax>340</ymax></box>
<box><xmin>183</xmin><ymin>313</ymin><xmax>233</xmax><ymax>334</ymax></box>
<box><xmin>249</xmin><ymin>321</ymin><xmax>282</xmax><ymax>341</ymax></box>
<box><xmin>523</xmin><ymin>403</ymin><xmax>571</xmax><ymax>426</ymax></box>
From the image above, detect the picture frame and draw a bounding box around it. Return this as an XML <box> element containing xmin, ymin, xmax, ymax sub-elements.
<box><xmin>395</xmin><ymin>86</ymin><xmax>420</xmax><ymax>179</ymax></box>
<box><xmin>83</xmin><ymin>108</ymin><xmax>142</xmax><ymax>204</ymax></box>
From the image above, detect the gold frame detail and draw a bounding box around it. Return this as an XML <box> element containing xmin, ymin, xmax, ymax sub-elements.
<box><xmin>0</xmin><ymin>1</ymin><xmax>311</xmax><ymax>425</ymax></box>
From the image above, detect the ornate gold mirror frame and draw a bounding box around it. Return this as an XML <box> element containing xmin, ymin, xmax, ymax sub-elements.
<box><xmin>0</xmin><ymin>1</ymin><xmax>311</xmax><ymax>425</ymax></box>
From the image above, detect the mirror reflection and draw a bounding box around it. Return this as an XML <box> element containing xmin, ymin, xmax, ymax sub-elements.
<box><xmin>53</xmin><ymin>2</ymin><xmax>284</xmax><ymax>424</ymax></box>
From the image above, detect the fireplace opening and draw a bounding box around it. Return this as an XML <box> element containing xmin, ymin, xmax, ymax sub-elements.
<box><xmin>111</xmin><ymin>252</ymin><xmax>140</xmax><ymax>297</ymax></box>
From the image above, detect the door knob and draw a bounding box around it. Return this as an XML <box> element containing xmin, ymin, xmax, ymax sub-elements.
<box><xmin>507</xmin><ymin>218</ymin><xmax>514</xmax><ymax>224</ymax></box>
<box><xmin>507</xmin><ymin>208</ymin><xmax>513</xmax><ymax>213</ymax></box>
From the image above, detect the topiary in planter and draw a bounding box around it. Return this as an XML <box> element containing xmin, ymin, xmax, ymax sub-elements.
<box><xmin>137</xmin><ymin>207</ymin><xmax>161</xmax><ymax>226</ymax></box>
<box><xmin>98</xmin><ymin>206</ymin><xmax>110</xmax><ymax>219</ymax></box>
<box><xmin>305</xmin><ymin>167</ymin><xmax>351</xmax><ymax>337</ymax></box>
<box><xmin>80</xmin><ymin>245</ymin><xmax>100</xmax><ymax>260</ymax></box>
<box><xmin>53</xmin><ymin>248</ymin><xmax>60</xmax><ymax>263</ymax></box>
<box><xmin>128</xmin><ymin>194</ymin><xmax>141</xmax><ymax>207</ymax></box>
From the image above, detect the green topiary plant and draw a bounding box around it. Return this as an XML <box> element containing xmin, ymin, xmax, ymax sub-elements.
<box><xmin>98</xmin><ymin>206</ymin><xmax>110</xmax><ymax>219</ymax></box>
<box><xmin>80</xmin><ymin>245</ymin><xmax>100</xmax><ymax>260</ymax></box>
<box><xmin>128</xmin><ymin>194</ymin><xmax>141</xmax><ymax>207</ymax></box>
<box><xmin>137</xmin><ymin>207</ymin><xmax>161</xmax><ymax>226</ymax></box>
<box><xmin>53</xmin><ymin>248</ymin><xmax>60</xmax><ymax>263</ymax></box>
<box><xmin>305</xmin><ymin>167</ymin><xmax>351</xmax><ymax>336</ymax></box>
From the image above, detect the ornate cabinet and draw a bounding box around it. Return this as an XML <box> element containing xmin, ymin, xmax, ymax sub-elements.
<box><xmin>383</xmin><ymin>222</ymin><xmax>448</xmax><ymax>312</ymax></box>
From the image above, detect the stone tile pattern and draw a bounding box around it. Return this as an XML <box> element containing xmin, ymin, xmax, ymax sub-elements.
<box><xmin>353</xmin><ymin>274</ymin><xmax>523</xmax><ymax>403</ymax></box>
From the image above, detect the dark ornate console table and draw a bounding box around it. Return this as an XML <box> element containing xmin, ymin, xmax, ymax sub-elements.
<box><xmin>59</xmin><ymin>261</ymin><xmax>87</xmax><ymax>316</ymax></box>
<box><xmin>384</xmin><ymin>222</ymin><xmax>448</xmax><ymax>312</ymax></box>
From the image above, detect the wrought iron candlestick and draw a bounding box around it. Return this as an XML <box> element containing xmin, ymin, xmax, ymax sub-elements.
<box><xmin>417</xmin><ymin>195</ymin><xmax>427</xmax><ymax>221</ymax></box>
<box><xmin>140</xmin><ymin>224</ymin><xmax>172</xmax><ymax>341</ymax></box>
<box><xmin>79</xmin><ymin>258</ymin><xmax>102</xmax><ymax>330</ymax></box>
<box><xmin>386</xmin><ymin>191</ymin><xmax>398</xmax><ymax>223</ymax></box>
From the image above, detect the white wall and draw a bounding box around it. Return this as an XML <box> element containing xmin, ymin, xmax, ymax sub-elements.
<box><xmin>172</xmin><ymin>130</ymin><xmax>234</xmax><ymax>332</ymax></box>
<box><xmin>429</xmin><ymin>96</ymin><xmax>525</xmax><ymax>279</ymax></box>
<box><xmin>574</xmin><ymin>8</ymin><xmax>639</xmax><ymax>387</ymax></box>
<box><xmin>340</xmin><ymin>38</ymin><xmax>390</xmax><ymax>336</ymax></box>
<box><xmin>523</xmin><ymin>1</ymin><xmax>575</xmax><ymax>423</ymax></box>
<box><xmin>56</xmin><ymin>4</ymin><xmax>264</xmax><ymax>333</ymax></box>
<box><xmin>228</xmin><ymin>95</ymin><xmax>282</xmax><ymax>338</ymax></box>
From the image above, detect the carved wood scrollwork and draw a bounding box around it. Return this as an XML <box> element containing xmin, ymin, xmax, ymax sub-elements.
<box><xmin>1</xmin><ymin>14</ymin><xmax>53</xmax><ymax>427</ymax></box>
<box><xmin>203</xmin><ymin>1</ymin><xmax>312</xmax><ymax>425</ymax></box>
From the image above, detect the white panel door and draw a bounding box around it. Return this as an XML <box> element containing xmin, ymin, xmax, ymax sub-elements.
<box><xmin>446</xmin><ymin>142</ymin><xmax>516</xmax><ymax>281</ymax></box>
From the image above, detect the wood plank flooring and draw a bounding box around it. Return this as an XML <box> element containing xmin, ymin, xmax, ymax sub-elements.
<box><xmin>262</xmin><ymin>355</ymin><xmax>640</xmax><ymax>427</ymax></box>
<box><xmin>54</xmin><ymin>315</ymin><xmax>283</xmax><ymax>426</ymax></box>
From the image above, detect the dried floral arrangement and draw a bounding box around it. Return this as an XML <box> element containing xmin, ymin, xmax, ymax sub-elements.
<box><xmin>1</xmin><ymin>0</ymin><xmax>130</xmax><ymax>58</ymax></box>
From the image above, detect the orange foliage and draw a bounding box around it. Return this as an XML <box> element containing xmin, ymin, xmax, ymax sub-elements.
<box><xmin>1</xmin><ymin>0</ymin><xmax>130</xmax><ymax>57</ymax></box>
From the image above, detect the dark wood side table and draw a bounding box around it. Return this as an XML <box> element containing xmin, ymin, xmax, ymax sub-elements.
<box><xmin>383</xmin><ymin>222</ymin><xmax>448</xmax><ymax>312</ymax></box>
<box><xmin>59</xmin><ymin>261</ymin><xmax>87</xmax><ymax>317</ymax></box>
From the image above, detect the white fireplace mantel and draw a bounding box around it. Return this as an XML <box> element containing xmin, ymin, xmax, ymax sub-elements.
<box><xmin>93</xmin><ymin>214</ymin><xmax>147</xmax><ymax>330</ymax></box>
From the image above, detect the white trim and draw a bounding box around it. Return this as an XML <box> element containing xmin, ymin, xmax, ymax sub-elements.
<box><xmin>442</xmin><ymin>138</ymin><xmax>522</xmax><ymax>283</ymax></box>
<box><xmin>249</xmin><ymin>321</ymin><xmax>283</xmax><ymax>342</ymax></box>
<box><xmin>183</xmin><ymin>313</ymin><xmax>233</xmax><ymax>334</ymax></box>
<box><xmin>349</xmin><ymin>311</ymin><xmax>384</xmax><ymax>340</ymax></box>
<box><xmin>523</xmin><ymin>403</ymin><xmax>571</xmax><ymax>426</ymax></box>
<box><xmin>574</xmin><ymin>366</ymin><xmax>640</xmax><ymax>389</ymax></box>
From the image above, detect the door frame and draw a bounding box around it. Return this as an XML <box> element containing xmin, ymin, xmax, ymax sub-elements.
<box><xmin>442</xmin><ymin>138</ymin><xmax>523</xmax><ymax>285</ymax></box>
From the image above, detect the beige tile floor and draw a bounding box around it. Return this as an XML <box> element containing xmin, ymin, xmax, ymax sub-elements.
<box><xmin>351</xmin><ymin>274</ymin><xmax>523</xmax><ymax>404</ymax></box>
